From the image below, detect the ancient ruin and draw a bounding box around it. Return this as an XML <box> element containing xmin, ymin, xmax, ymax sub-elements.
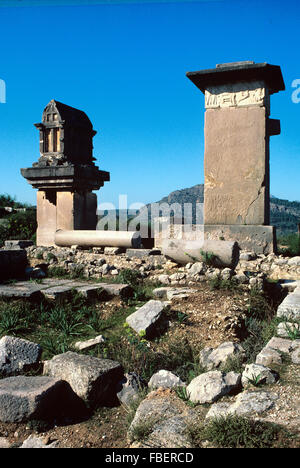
<box><xmin>186</xmin><ymin>61</ymin><xmax>285</xmax><ymax>254</ymax></box>
<box><xmin>21</xmin><ymin>100</ymin><xmax>110</xmax><ymax>246</ymax></box>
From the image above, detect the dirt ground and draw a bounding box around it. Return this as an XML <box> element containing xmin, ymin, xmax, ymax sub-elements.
<box><xmin>0</xmin><ymin>282</ymin><xmax>299</xmax><ymax>448</ymax></box>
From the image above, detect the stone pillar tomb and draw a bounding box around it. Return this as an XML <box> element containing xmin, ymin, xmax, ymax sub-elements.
<box><xmin>21</xmin><ymin>100</ymin><xmax>110</xmax><ymax>246</ymax></box>
<box><xmin>186</xmin><ymin>61</ymin><xmax>285</xmax><ymax>254</ymax></box>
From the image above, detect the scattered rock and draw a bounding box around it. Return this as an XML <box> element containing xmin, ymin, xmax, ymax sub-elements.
<box><xmin>148</xmin><ymin>370</ymin><xmax>185</xmax><ymax>390</ymax></box>
<box><xmin>74</xmin><ymin>335</ymin><xmax>105</xmax><ymax>351</ymax></box>
<box><xmin>277</xmin><ymin>293</ymin><xmax>300</xmax><ymax>320</ymax></box>
<box><xmin>126</xmin><ymin>249</ymin><xmax>152</xmax><ymax>259</ymax></box>
<box><xmin>128</xmin><ymin>389</ymin><xmax>194</xmax><ymax>448</ymax></box>
<box><xmin>99</xmin><ymin>283</ymin><xmax>133</xmax><ymax>299</ymax></box>
<box><xmin>200</xmin><ymin>341</ymin><xmax>245</xmax><ymax>370</ymax></box>
<box><xmin>206</xmin><ymin>390</ymin><xmax>278</xmax><ymax>418</ymax></box>
<box><xmin>0</xmin><ymin>335</ymin><xmax>42</xmax><ymax>376</ymax></box>
<box><xmin>169</xmin><ymin>272</ymin><xmax>187</xmax><ymax>282</ymax></box>
<box><xmin>186</xmin><ymin>370</ymin><xmax>241</xmax><ymax>404</ymax></box>
<box><xmin>291</xmin><ymin>347</ymin><xmax>300</xmax><ymax>364</ymax></box>
<box><xmin>287</xmin><ymin>257</ymin><xmax>300</xmax><ymax>267</ymax></box>
<box><xmin>228</xmin><ymin>390</ymin><xmax>278</xmax><ymax>416</ymax></box>
<box><xmin>188</xmin><ymin>262</ymin><xmax>206</xmax><ymax>277</ymax></box>
<box><xmin>157</xmin><ymin>274</ymin><xmax>170</xmax><ymax>285</ymax></box>
<box><xmin>116</xmin><ymin>372</ymin><xmax>145</xmax><ymax>406</ymax></box>
<box><xmin>153</xmin><ymin>287</ymin><xmax>195</xmax><ymax>300</ymax></box>
<box><xmin>0</xmin><ymin>437</ymin><xmax>11</xmax><ymax>448</ymax></box>
<box><xmin>126</xmin><ymin>300</ymin><xmax>167</xmax><ymax>338</ymax></box>
<box><xmin>104</xmin><ymin>247</ymin><xmax>124</xmax><ymax>255</ymax></box>
<box><xmin>255</xmin><ymin>347</ymin><xmax>282</xmax><ymax>366</ymax></box>
<box><xmin>277</xmin><ymin>321</ymin><xmax>300</xmax><ymax>338</ymax></box>
<box><xmin>265</xmin><ymin>336</ymin><xmax>300</xmax><ymax>354</ymax></box>
<box><xmin>241</xmin><ymin>364</ymin><xmax>278</xmax><ymax>387</ymax></box>
<box><xmin>205</xmin><ymin>402</ymin><xmax>232</xmax><ymax>420</ymax></box>
<box><xmin>20</xmin><ymin>435</ymin><xmax>59</xmax><ymax>449</ymax></box>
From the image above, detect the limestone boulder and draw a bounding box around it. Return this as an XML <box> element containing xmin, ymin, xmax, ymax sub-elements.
<box><xmin>148</xmin><ymin>370</ymin><xmax>185</xmax><ymax>390</ymax></box>
<box><xmin>20</xmin><ymin>435</ymin><xmax>59</xmax><ymax>449</ymax></box>
<box><xmin>116</xmin><ymin>372</ymin><xmax>145</xmax><ymax>406</ymax></box>
<box><xmin>241</xmin><ymin>364</ymin><xmax>278</xmax><ymax>387</ymax></box>
<box><xmin>277</xmin><ymin>293</ymin><xmax>300</xmax><ymax>320</ymax></box>
<box><xmin>228</xmin><ymin>390</ymin><xmax>278</xmax><ymax>416</ymax></box>
<box><xmin>206</xmin><ymin>390</ymin><xmax>278</xmax><ymax>419</ymax></box>
<box><xmin>128</xmin><ymin>389</ymin><xmax>195</xmax><ymax>448</ymax></box>
<box><xmin>186</xmin><ymin>370</ymin><xmax>241</xmax><ymax>404</ymax></box>
<box><xmin>200</xmin><ymin>341</ymin><xmax>245</xmax><ymax>370</ymax></box>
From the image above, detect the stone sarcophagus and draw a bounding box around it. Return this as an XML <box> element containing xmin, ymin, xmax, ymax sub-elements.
<box><xmin>186</xmin><ymin>61</ymin><xmax>285</xmax><ymax>253</ymax></box>
<box><xmin>21</xmin><ymin>100</ymin><xmax>110</xmax><ymax>246</ymax></box>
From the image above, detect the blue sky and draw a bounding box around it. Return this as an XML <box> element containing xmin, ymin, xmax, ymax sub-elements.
<box><xmin>0</xmin><ymin>0</ymin><xmax>299</xmax><ymax>209</ymax></box>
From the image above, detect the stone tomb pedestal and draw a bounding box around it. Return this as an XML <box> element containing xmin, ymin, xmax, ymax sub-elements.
<box><xmin>21</xmin><ymin>100</ymin><xmax>110</xmax><ymax>247</ymax></box>
<box><xmin>22</xmin><ymin>165</ymin><xmax>108</xmax><ymax>246</ymax></box>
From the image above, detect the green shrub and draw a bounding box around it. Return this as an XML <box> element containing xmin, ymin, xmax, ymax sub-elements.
<box><xmin>198</xmin><ymin>415</ymin><xmax>282</xmax><ymax>448</ymax></box>
<box><xmin>5</xmin><ymin>210</ymin><xmax>37</xmax><ymax>241</ymax></box>
<box><xmin>278</xmin><ymin>233</ymin><xmax>300</xmax><ymax>257</ymax></box>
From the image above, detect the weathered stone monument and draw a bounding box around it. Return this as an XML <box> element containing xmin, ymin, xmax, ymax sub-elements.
<box><xmin>186</xmin><ymin>61</ymin><xmax>285</xmax><ymax>253</ymax></box>
<box><xmin>21</xmin><ymin>100</ymin><xmax>110</xmax><ymax>246</ymax></box>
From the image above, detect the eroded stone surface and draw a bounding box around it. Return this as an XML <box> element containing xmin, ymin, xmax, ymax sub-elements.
<box><xmin>186</xmin><ymin>370</ymin><xmax>241</xmax><ymax>404</ymax></box>
<box><xmin>43</xmin><ymin>351</ymin><xmax>123</xmax><ymax>406</ymax></box>
<box><xmin>0</xmin><ymin>336</ymin><xmax>42</xmax><ymax>376</ymax></box>
<box><xmin>148</xmin><ymin>370</ymin><xmax>185</xmax><ymax>390</ymax></box>
<box><xmin>200</xmin><ymin>342</ymin><xmax>245</xmax><ymax>370</ymax></box>
<box><xmin>126</xmin><ymin>300</ymin><xmax>167</xmax><ymax>338</ymax></box>
<box><xmin>0</xmin><ymin>376</ymin><xmax>82</xmax><ymax>423</ymax></box>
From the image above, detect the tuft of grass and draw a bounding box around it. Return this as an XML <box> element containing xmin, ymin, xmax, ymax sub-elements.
<box><xmin>209</xmin><ymin>276</ymin><xmax>237</xmax><ymax>291</ymax></box>
<box><xmin>195</xmin><ymin>415</ymin><xmax>284</xmax><ymax>448</ymax></box>
<box><xmin>220</xmin><ymin>354</ymin><xmax>245</xmax><ymax>374</ymax></box>
<box><xmin>199</xmin><ymin>250</ymin><xmax>217</xmax><ymax>266</ymax></box>
<box><xmin>277</xmin><ymin>233</ymin><xmax>300</xmax><ymax>257</ymax></box>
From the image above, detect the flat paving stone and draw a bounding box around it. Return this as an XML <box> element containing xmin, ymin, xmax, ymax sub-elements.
<box><xmin>0</xmin><ymin>279</ymin><xmax>133</xmax><ymax>301</ymax></box>
<box><xmin>41</xmin><ymin>283</ymin><xmax>88</xmax><ymax>300</ymax></box>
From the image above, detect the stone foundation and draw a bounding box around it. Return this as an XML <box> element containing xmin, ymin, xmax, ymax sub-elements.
<box><xmin>154</xmin><ymin>222</ymin><xmax>275</xmax><ymax>255</ymax></box>
<box><xmin>204</xmin><ymin>225</ymin><xmax>276</xmax><ymax>255</ymax></box>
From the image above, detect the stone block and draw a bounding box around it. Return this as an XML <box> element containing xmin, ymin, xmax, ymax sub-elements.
<box><xmin>126</xmin><ymin>249</ymin><xmax>152</xmax><ymax>259</ymax></box>
<box><xmin>126</xmin><ymin>300</ymin><xmax>167</xmax><ymax>338</ymax></box>
<box><xmin>204</xmin><ymin>224</ymin><xmax>276</xmax><ymax>255</ymax></box>
<box><xmin>43</xmin><ymin>351</ymin><xmax>123</xmax><ymax>406</ymax></box>
<box><xmin>0</xmin><ymin>376</ymin><xmax>84</xmax><ymax>423</ymax></box>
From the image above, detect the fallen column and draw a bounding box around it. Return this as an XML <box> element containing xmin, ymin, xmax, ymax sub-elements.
<box><xmin>55</xmin><ymin>229</ymin><xmax>141</xmax><ymax>249</ymax></box>
<box><xmin>161</xmin><ymin>239</ymin><xmax>240</xmax><ymax>269</ymax></box>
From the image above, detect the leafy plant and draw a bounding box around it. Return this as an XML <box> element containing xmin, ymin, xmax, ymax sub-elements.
<box><xmin>284</xmin><ymin>322</ymin><xmax>300</xmax><ymax>340</ymax></box>
<box><xmin>177</xmin><ymin>311</ymin><xmax>189</xmax><ymax>324</ymax></box>
<box><xmin>246</xmin><ymin>373</ymin><xmax>263</xmax><ymax>387</ymax></box>
<box><xmin>198</xmin><ymin>415</ymin><xmax>283</xmax><ymax>448</ymax></box>
<box><xmin>200</xmin><ymin>250</ymin><xmax>217</xmax><ymax>266</ymax></box>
